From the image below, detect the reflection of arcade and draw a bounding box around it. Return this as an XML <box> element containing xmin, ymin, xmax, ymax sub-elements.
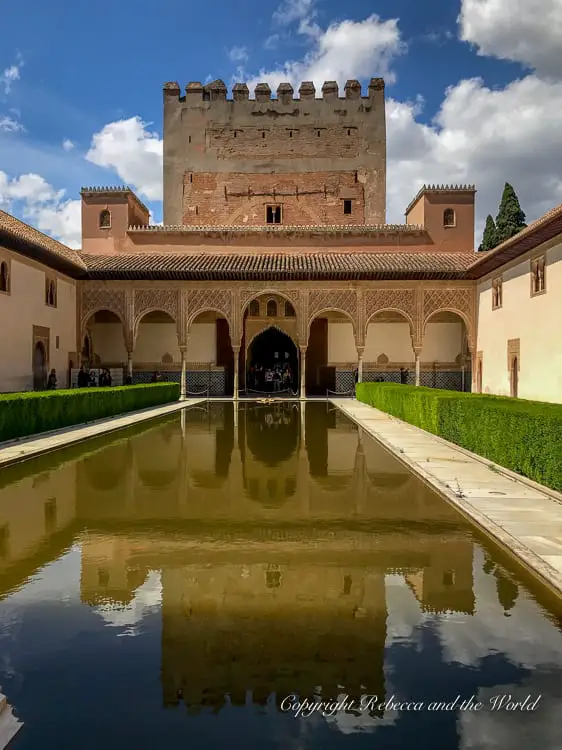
<box><xmin>247</xmin><ymin>327</ymin><xmax>298</xmax><ymax>393</ymax></box>
<box><xmin>0</xmin><ymin>401</ymin><xmax>503</xmax><ymax>712</ymax></box>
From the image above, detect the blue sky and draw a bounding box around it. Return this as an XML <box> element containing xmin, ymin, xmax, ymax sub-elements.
<box><xmin>1</xmin><ymin>0</ymin><xmax>561</xmax><ymax>246</ymax></box>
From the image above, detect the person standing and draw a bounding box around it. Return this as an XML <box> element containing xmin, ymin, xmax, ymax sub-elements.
<box><xmin>46</xmin><ymin>369</ymin><xmax>57</xmax><ymax>390</ymax></box>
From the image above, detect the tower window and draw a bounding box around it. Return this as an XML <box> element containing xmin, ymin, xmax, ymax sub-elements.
<box><xmin>343</xmin><ymin>200</ymin><xmax>352</xmax><ymax>215</ymax></box>
<box><xmin>262</xmin><ymin>131</ymin><xmax>266</xmax><ymax>138</ymax></box>
<box><xmin>99</xmin><ymin>209</ymin><xmax>111</xmax><ymax>229</ymax></box>
<box><xmin>266</xmin><ymin>205</ymin><xmax>282</xmax><ymax>224</ymax></box>
<box><xmin>443</xmin><ymin>208</ymin><xmax>456</xmax><ymax>227</ymax></box>
<box><xmin>189</xmin><ymin>174</ymin><xmax>193</xmax><ymax>183</ymax></box>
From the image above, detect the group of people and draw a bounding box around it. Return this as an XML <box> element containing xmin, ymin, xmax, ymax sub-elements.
<box><xmin>247</xmin><ymin>361</ymin><xmax>295</xmax><ymax>393</ymax></box>
<box><xmin>76</xmin><ymin>366</ymin><xmax>113</xmax><ymax>388</ymax></box>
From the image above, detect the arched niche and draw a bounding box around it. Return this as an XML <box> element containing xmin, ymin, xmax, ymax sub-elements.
<box><xmin>244</xmin><ymin>404</ymin><xmax>299</xmax><ymax>467</ymax></box>
<box><xmin>422</xmin><ymin>310</ymin><xmax>471</xmax><ymax>390</ymax></box>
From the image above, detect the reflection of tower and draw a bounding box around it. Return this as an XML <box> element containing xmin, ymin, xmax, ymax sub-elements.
<box><xmin>161</xmin><ymin>562</ymin><xmax>387</xmax><ymax>711</ymax></box>
<box><xmin>494</xmin><ymin>566</ymin><xmax>519</xmax><ymax>616</ymax></box>
<box><xmin>80</xmin><ymin>536</ymin><xmax>149</xmax><ymax>607</ymax></box>
<box><xmin>405</xmin><ymin>537</ymin><xmax>475</xmax><ymax>614</ymax></box>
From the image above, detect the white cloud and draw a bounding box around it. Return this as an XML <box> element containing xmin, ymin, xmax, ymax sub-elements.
<box><xmin>0</xmin><ymin>65</ymin><xmax>20</xmax><ymax>95</ymax></box>
<box><xmin>272</xmin><ymin>0</ymin><xmax>315</xmax><ymax>27</ymax></box>
<box><xmin>85</xmin><ymin>116</ymin><xmax>162</xmax><ymax>201</ymax></box>
<box><xmin>244</xmin><ymin>14</ymin><xmax>405</xmax><ymax>92</ymax></box>
<box><xmin>62</xmin><ymin>139</ymin><xmax>75</xmax><ymax>151</ymax></box>
<box><xmin>0</xmin><ymin>170</ymin><xmax>81</xmax><ymax>247</ymax></box>
<box><xmin>0</xmin><ymin>116</ymin><xmax>24</xmax><ymax>133</ymax></box>
<box><xmin>459</xmin><ymin>0</ymin><xmax>562</xmax><ymax>79</ymax></box>
<box><xmin>385</xmin><ymin>75</ymin><xmax>562</xmax><ymax>238</ymax></box>
<box><xmin>227</xmin><ymin>46</ymin><xmax>248</xmax><ymax>63</ymax></box>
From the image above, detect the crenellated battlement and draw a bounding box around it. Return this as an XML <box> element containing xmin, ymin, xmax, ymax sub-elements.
<box><xmin>163</xmin><ymin>77</ymin><xmax>385</xmax><ymax>106</ymax></box>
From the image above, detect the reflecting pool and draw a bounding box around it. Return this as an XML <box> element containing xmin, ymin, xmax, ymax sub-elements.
<box><xmin>0</xmin><ymin>402</ymin><xmax>561</xmax><ymax>749</ymax></box>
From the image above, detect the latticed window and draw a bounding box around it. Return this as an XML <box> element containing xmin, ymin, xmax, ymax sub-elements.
<box><xmin>284</xmin><ymin>301</ymin><xmax>295</xmax><ymax>317</ymax></box>
<box><xmin>531</xmin><ymin>256</ymin><xmax>546</xmax><ymax>295</ymax></box>
<box><xmin>267</xmin><ymin>299</ymin><xmax>277</xmax><ymax>317</ymax></box>
<box><xmin>249</xmin><ymin>300</ymin><xmax>260</xmax><ymax>316</ymax></box>
<box><xmin>45</xmin><ymin>278</ymin><xmax>57</xmax><ymax>307</ymax></box>
<box><xmin>443</xmin><ymin>208</ymin><xmax>456</xmax><ymax>227</ymax></box>
<box><xmin>99</xmin><ymin>209</ymin><xmax>111</xmax><ymax>229</ymax></box>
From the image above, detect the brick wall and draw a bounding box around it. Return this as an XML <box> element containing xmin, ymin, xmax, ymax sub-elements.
<box><xmin>182</xmin><ymin>171</ymin><xmax>365</xmax><ymax>226</ymax></box>
<box><xmin>207</xmin><ymin>125</ymin><xmax>361</xmax><ymax>160</ymax></box>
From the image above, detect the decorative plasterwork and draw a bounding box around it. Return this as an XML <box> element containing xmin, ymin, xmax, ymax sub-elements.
<box><xmin>422</xmin><ymin>287</ymin><xmax>475</xmax><ymax>348</ymax></box>
<box><xmin>134</xmin><ymin>289</ymin><xmax>179</xmax><ymax>324</ymax></box>
<box><xmin>308</xmin><ymin>289</ymin><xmax>357</xmax><ymax>328</ymax></box>
<box><xmin>187</xmin><ymin>288</ymin><xmax>233</xmax><ymax>329</ymax></box>
<box><xmin>81</xmin><ymin>287</ymin><xmax>127</xmax><ymax>328</ymax></box>
<box><xmin>365</xmin><ymin>288</ymin><xmax>416</xmax><ymax>326</ymax></box>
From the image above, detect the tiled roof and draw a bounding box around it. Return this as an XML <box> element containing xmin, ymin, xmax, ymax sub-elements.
<box><xmin>0</xmin><ymin>209</ymin><xmax>86</xmax><ymax>273</ymax></box>
<box><xmin>81</xmin><ymin>251</ymin><xmax>476</xmax><ymax>280</ymax></box>
<box><xmin>467</xmin><ymin>203</ymin><xmax>562</xmax><ymax>278</ymax></box>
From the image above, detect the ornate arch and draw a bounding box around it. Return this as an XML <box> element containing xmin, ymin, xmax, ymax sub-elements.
<box><xmin>187</xmin><ymin>289</ymin><xmax>233</xmax><ymax>330</ymax></box>
<box><xmin>365</xmin><ymin>289</ymin><xmax>416</xmax><ymax>330</ymax></box>
<box><xmin>240</xmin><ymin>288</ymin><xmax>300</xmax><ymax>317</ymax></box>
<box><xmin>134</xmin><ymin>289</ymin><xmax>179</xmax><ymax>327</ymax></box>
<box><xmin>245</xmin><ymin>322</ymin><xmax>299</xmax><ymax>352</ymax></box>
<box><xmin>423</xmin><ymin>288</ymin><xmax>475</xmax><ymax>349</ymax></box>
<box><xmin>307</xmin><ymin>289</ymin><xmax>358</xmax><ymax>335</ymax></box>
<box><xmin>366</xmin><ymin>307</ymin><xmax>416</xmax><ymax>334</ymax></box>
<box><xmin>81</xmin><ymin>288</ymin><xmax>127</xmax><ymax>332</ymax></box>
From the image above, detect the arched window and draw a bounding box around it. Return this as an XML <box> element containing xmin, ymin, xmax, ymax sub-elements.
<box><xmin>99</xmin><ymin>209</ymin><xmax>111</xmax><ymax>229</ymax></box>
<box><xmin>45</xmin><ymin>279</ymin><xmax>56</xmax><ymax>307</ymax></box>
<box><xmin>249</xmin><ymin>300</ymin><xmax>260</xmax><ymax>317</ymax></box>
<box><xmin>443</xmin><ymin>208</ymin><xmax>456</xmax><ymax>227</ymax></box>
<box><xmin>492</xmin><ymin>277</ymin><xmax>502</xmax><ymax>309</ymax></box>
<box><xmin>0</xmin><ymin>261</ymin><xmax>8</xmax><ymax>292</ymax></box>
<box><xmin>531</xmin><ymin>256</ymin><xmax>546</xmax><ymax>295</ymax></box>
<box><xmin>510</xmin><ymin>356</ymin><xmax>518</xmax><ymax>398</ymax></box>
<box><xmin>284</xmin><ymin>301</ymin><xmax>295</xmax><ymax>317</ymax></box>
<box><xmin>266</xmin><ymin>299</ymin><xmax>277</xmax><ymax>317</ymax></box>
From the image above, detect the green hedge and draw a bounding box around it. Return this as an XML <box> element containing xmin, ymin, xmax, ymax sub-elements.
<box><xmin>0</xmin><ymin>383</ymin><xmax>180</xmax><ymax>443</ymax></box>
<box><xmin>355</xmin><ymin>382</ymin><xmax>562</xmax><ymax>492</ymax></box>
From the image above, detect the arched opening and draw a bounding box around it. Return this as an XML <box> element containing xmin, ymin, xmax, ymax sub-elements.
<box><xmin>33</xmin><ymin>341</ymin><xmax>47</xmax><ymax>391</ymax></box>
<box><xmin>365</xmin><ymin>310</ymin><xmax>415</xmax><ymax>385</ymax></box>
<box><xmin>423</xmin><ymin>310</ymin><xmax>471</xmax><ymax>391</ymax></box>
<box><xmin>266</xmin><ymin>299</ymin><xmax>277</xmax><ymax>317</ymax></box>
<box><xmin>307</xmin><ymin>310</ymin><xmax>355</xmax><ymax>396</ymax></box>
<box><xmin>249</xmin><ymin>300</ymin><xmax>260</xmax><ymax>317</ymax></box>
<box><xmin>135</xmin><ymin>310</ymin><xmax>178</xmax><ymax>383</ymax></box>
<box><xmin>99</xmin><ymin>209</ymin><xmax>111</xmax><ymax>229</ymax></box>
<box><xmin>189</xmin><ymin>310</ymin><xmax>234</xmax><ymax>397</ymax></box>
<box><xmin>0</xmin><ymin>261</ymin><xmax>9</xmax><ymax>292</ymax></box>
<box><xmin>83</xmin><ymin>310</ymin><xmax>127</xmax><ymax>372</ymax></box>
<box><xmin>510</xmin><ymin>356</ymin><xmax>518</xmax><ymax>398</ymax></box>
<box><xmin>285</xmin><ymin>301</ymin><xmax>295</xmax><ymax>317</ymax></box>
<box><xmin>246</xmin><ymin>327</ymin><xmax>298</xmax><ymax>394</ymax></box>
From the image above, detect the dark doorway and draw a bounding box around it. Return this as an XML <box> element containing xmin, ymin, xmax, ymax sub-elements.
<box><xmin>33</xmin><ymin>341</ymin><xmax>47</xmax><ymax>391</ymax></box>
<box><xmin>247</xmin><ymin>327</ymin><xmax>298</xmax><ymax>394</ymax></box>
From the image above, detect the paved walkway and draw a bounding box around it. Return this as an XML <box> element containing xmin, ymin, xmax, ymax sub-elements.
<box><xmin>0</xmin><ymin>399</ymin><xmax>204</xmax><ymax>469</ymax></box>
<box><xmin>332</xmin><ymin>398</ymin><xmax>562</xmax><ymax>598</ymax></box>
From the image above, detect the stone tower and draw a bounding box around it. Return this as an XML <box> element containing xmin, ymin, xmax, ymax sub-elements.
<box><xmin>162</xmin><ymin>78</ymin><xmax>387</xmax><ymax>227</ymax></box>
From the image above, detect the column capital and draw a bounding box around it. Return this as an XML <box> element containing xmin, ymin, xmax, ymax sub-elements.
<box><xmin>299</xmin><ymin>345</ymin><xmax>308</xmax><ymax>354</ymax></box>
<box><xmin>356</xmin><ymin>345</ymin><xmax>365</xmax><ymax>357</ymax></box>
<box><xmin>413</xmin><ymin>345</ymin><xmax>422</xmax><ymax>357</ymax></box>
<box><xmin>179</xmin><ymin>345</ymin><xmax>188</xmax><ymax>354</ymax></box>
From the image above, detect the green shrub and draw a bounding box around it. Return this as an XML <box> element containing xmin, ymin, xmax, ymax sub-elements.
<box><xmin>0</xmin><ymin>383</ymin><xmax>180</xmax><ymax>442</ymax></box>
<box><xmin>355</xmin><ymin>382</ymin><xmax>562</xmax><ymax>492</ymax></box>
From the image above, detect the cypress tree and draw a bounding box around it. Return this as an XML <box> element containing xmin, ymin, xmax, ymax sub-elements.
<box><xmin>494</xmin><ymin>182</ymin><xmax>527</xmax><ymax>245</ymax></box>
<box><xmin>478</xmin><ymin>214</ymin><xmax>497</xmax><ymax>252</ymax></box>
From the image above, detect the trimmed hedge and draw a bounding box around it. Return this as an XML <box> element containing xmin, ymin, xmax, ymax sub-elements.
<box><xmin>0</xmin><ymin>383</ymin><xmax>180</xmax><ymax>443</ymax></box>
<box><xmin>355</xmin><ymin>382</ymin><xmax>562</xmax><ymax>492</ymax></box>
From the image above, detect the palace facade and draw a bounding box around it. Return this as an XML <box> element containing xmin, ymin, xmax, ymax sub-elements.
<box><xmin>0</xmin><ymin>77</ymin><xmax>561</xmax><ymax>402</ymax></box>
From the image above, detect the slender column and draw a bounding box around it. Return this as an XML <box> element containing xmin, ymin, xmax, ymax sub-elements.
<box><xmin>356</xmin><ymin>346</ymin><xmax>364</xmax><ymax>384</ymax></box>
<box><xmin>233</xmin><ymin>346</ymin><xmax>240</xmax><ymax>400</ymax></box>
<box><xmin>414</xmin><ymin>347</ymin><xmax>421</xmax><ymax>387</ymax></box>
<box><xmin>179</xmin><ymin>346</ymin><xmax>187</xmax><ymax>400</ymax></box>
<box><xmin>300</xmin><ymin>346</ymin><xmax>307</xmax><ymax>400</ymax></box>
<box><xmin>127</xmin><ymin>351</ymin><xmax>133</xmax><ymax>381</ymax></box>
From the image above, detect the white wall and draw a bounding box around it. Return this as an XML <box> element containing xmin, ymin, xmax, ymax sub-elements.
<box><xmin>476</xmin><ymin>240</ymin><xmax>562</xmax><ymax>403</ymax></box>
<box><xmin>328</xmin><ymin>321</ymin><xmax>356</xmax><ymax>363</ymax></box>
<box><xmin>0</xmin><ymin>250</ymin><xmax>77</xmax><ymax>392</ymax></box>
<box><xmin>421</xmin><ymin>322</ymin><xmax>463</xmax><ymax>362</ymax></box>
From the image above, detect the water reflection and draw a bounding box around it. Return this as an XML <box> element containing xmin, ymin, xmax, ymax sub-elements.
<box><xmin>0</xmin><ymin>402</ymin><xmax>561</xmax><ymax>749</ymax></box>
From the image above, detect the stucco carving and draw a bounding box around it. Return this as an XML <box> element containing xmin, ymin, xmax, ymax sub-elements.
<box><xmin>365</xmin><ymin>289</ymin><xmax>416</xmax><ymax>326</ymax></box>
<box><xmin>308</xmin><ymin>289</ymin><xmax>357</xmax><ymax>327</ymax></box>
<box><xmin>188</xmin><ymin>288</ymin><xmax>233</xmax><ymax>328</ymax></box>
<box><xmin>423</xmin><ymin>287</ymin><xmax>475</xmax><ymax>346</ymax></box>
<box><xmin>81</xmin><ymin>287</ymin><xmax>127</xmax><ymax>327</ymax></box>
<box><xmin>134</xmin><ymin>289</ymin><xmax>179</xmax><ymax>324</ymax></box>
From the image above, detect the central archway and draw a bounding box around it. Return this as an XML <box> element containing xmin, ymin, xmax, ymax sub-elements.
<box><xmin>246</xmin><ymin>327</ymin><xmax>299</xmax><ymax>394</ymax></box>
